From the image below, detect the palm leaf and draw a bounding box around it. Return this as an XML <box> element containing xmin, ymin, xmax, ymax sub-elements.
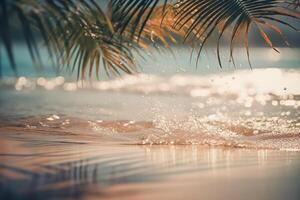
<box><xmin>0</xmin><ymin>0</ymin><xmax>138</xmax><ymax>78</ymax></box>
<box><xmin>0</xmin><ymin>0</ymin><xmax>19</xmax><ymax>75</ymax></box>
<box><xmin>116</xmin><ymin>4</ymin><xmax>193</xmax><ymax>48</ymax></box>
<box><xmin>111</xmin><ymin>0</ymin><xmax>171</xmax><ymax>38</ymax></box>
<box><xmin>173</xmin><ymin>0</ymin><xmax>300</xmax><ymax>67</ymax></box>
<box><xmin>38</xmin><ymin>0</ymin><xmax>137</xmax><ymax>79</ymax></box>
<box><xmin>1</xmin><ymin>0</ymin><xmax>299</xmax><ymax>78</ymax></box>
<box><xmin>113</xmin><ymin>0</ymin><xmax>300</xmax><ymax>68</ymax></box>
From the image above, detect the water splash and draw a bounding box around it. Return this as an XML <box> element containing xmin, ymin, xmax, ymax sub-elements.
<box><xmin>0</xmin><ymin>68</ymin><xmax>300</xmax><ymax>150</ymax></box>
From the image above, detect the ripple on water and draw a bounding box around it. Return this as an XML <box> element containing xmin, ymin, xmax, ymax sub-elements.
<box><xmin>0</xmin><ymin>68</ymin><xmax>299</xmax><ymax>151</ymax></box>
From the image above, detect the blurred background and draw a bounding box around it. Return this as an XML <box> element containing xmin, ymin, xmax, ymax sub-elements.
<box><xmin>0</xmin><ymin>0</ymin><xmax>299</xmax><ymax>79</ymax></box>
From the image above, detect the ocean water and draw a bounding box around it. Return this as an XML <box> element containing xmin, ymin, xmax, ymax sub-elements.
<box><xmin>1</xmin><ymin>67</ymin><xmax>300</xmax><ymax>150</ymax></box>
<box><xmin>1</xmin><ymin>46</ymin><xmax>299</xmax><ymax>77</ymax></box>
<box><xmin>0</xmin><ymin>47</ymin><xmax>300</xmax><ymax>199</ymax></box>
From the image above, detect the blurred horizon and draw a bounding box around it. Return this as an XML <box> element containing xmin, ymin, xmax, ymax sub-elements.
<box><xmin>1</xmin><ymin>0</ymin><xmax>299</xmax><ymax>79</ymax></box>
<box><xmin>0</xmin><ymin>45</ymin><xmax>299</xmax><ymax>79</ymax></box>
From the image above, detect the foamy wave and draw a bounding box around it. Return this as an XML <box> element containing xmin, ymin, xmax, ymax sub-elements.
<box><xmin>2</xmin><ymin>113</ymin><xmax>299</xmax><ymax>151</ymax></box>
<box><xmin>1</xmin><ymin>68</ymin><xmax>300</xmax><ymax>151</ymax></box>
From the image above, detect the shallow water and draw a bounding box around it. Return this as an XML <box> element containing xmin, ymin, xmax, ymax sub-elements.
<box><xmin>1</xmin><ymin>68</ymin><xmax>300</xmax><ymax>199</ymax></box>
<box><xmin>1</xmin><ymin>131</ymin><xmax>300</xmax><ymax>200</ymax></box>
<box><xmin>1</xmin><ymin>68</ymin><xmax>300</xmax><ymax>150</ymax></box>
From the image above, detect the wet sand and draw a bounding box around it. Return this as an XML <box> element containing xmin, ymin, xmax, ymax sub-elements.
<box><xmin>1</xmin><ymin>126</ymin><xmax>300</xmax><ymax>200</ymax></box>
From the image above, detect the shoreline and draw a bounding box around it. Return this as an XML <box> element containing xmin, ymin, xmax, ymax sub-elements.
<box><xmin>1</xmin><ymin>127</ymin><xmax>300</xmax><ymax>200</ymax></box>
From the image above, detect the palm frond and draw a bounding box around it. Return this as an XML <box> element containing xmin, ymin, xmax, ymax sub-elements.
<box><xmin>174</xmin><ymin>0</ymin><xmax>300</xmax><ymax>67</ymax></box>
<box><xmin>113</xmin><ymin>0</ymin><xmax>300</xmax><ymax>68</ymax></box>
<box><xmin>112</xmin><ymin>0</ymin><xmax>169</xmax><ymax>38</ymax></box>
<box><xmin>116</xmin><ymin>4</ymin><xmax>193</xmax><ymax>48</ymax></box>
<box><xmin>1</xmin><ymin>0</ymin><xmax>300</xmax><ymax>78</ymax></box>
<box><xmin>0</xmin><ymin>0</ymin><xmax>137</xmax><ymax>79</ymax></box>
<box><xmin>1</xmin><ymin>0</ymin><xmax>21</xmax><ymax>75</ymax></box>
<box><xmin>35</xmin><ymin>0</ymin><xmax>137</xmax><ymax>79</ymax></box>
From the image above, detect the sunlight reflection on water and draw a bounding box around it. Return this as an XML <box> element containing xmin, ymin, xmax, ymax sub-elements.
<box><xmin>0</xmin><ymin>68</ymin><xmax>300</xmax><ymax>150</ymax></box>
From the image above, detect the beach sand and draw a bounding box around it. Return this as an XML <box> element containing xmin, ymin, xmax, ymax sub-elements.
<box><xmin>1</xmin><ymin>125</ymin><xmax>300</xmax><ymax>200</ymax></box>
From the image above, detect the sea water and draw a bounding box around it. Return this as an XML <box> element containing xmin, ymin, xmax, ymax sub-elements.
<box><xmin>0</xmin><ymin>47</ymin><xmax>300</xmax><ymax>199</ymax></box>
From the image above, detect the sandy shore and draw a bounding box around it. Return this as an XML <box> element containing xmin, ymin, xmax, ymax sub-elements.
<box><xmin>1</xmin><ymin>126</ymin><xmax>300</xmax><ymax>200</ymax></box>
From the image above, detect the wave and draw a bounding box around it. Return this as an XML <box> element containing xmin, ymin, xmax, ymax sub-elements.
<box><xmin>0</xmin><ymin>68</ymin><xmax>300</xmax><ymax>151</ymax></box>
<box><xmin>1</xmin><ymin>113</ymin><xmax>299</xmax><ymax>151</ymax></box>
